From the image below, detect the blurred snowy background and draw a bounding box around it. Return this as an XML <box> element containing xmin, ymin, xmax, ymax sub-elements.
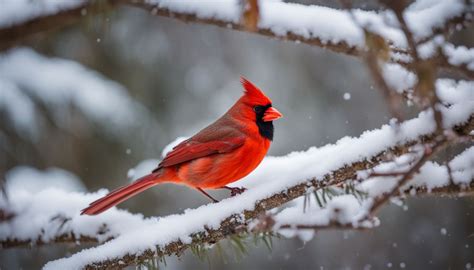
<box><xmin>1</xmin><ymin>0</ymin><xmax>473</xmax><ymax>269</ymax></box>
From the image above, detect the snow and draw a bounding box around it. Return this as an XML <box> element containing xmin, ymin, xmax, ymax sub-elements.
<box><xmin>0</xmin><ymin>0</ymin><xmax>468</xmax><ymax>55</ymax></box>
<box><xmin>0</xmin><ymin>0</ymin><xmax>472</xmax><ymax>268</ymax></box>
<box><xmin>126</xmin><ymin>136</ymin><xmax>187</xmax><ymax>181</ymax></box>
<box><xmin>126</xmin><ymin>137</ymin><xmax>189</xmax><ymax>179</ymax></box>
<box><xmin>144</xmin><ymin>0</ymin><xmax>468</xmax><ymax>50</ymax></box>
<box><xmin>5</xmin><ymin>167</ymin><xmax>85</xmax><ymax>194</ymax></box>
<box><xmin>0</xmin><ymin>167</ymin><xmax>150</xmax><ymax>245</ymax></box>
<box><xmin>381</xmin><ymin>62</ymin><xmax>473</xmax><ymax>102</ymax></box>
<box><xmin>436</xmin><ymin>79</ymin><xmax>474</xmax><ymax>105</ymax></box>
<box><xmin>260</xmin><ymin>3</ymin><xmax>366</xmax><ymax>46</ymax></box>
<box><xmin>161</xmin><ymin>136</ymin><xmax>188</xmax><ymax>157</ymax></box>
<box><xmin>146</xmin><ymin>0</ymin><xmax>473</xmax><ymax>71</ymax></box>
<box><xmin>146</xmin><ymin>0</ymin><xmax>404</xmax><ymax>48</ymax></box>
<box><xmin>42</xmin><ymin>88</ymin><xmax>473</xmax><ymax>269</ymax></box>
<box><xmin>405</xmin><ymin>0</ymin><xmax>467</xmax><ymax>40</ymax></box>
<box><xmin>443</xmin><ymin>44</ymin><xmax>474</xmax><ymax>71</ymax></box>
<box><xmin>343</xmin><ymin>93</ymin><xmax>351</xmax><ymax>100</ymax></box>
<box><xmin>358</xmin><ymin>146</ymin><xmax>474</xmax><ymax>197</ymax></box>
<box><xmin>270</xmin><ymin>145</ymin><xmax>472</xmax><ymax>239</ymax></box>
<box><xmin>275</xmin><ymin>195</ymin><xmax>365</xmax><ymax>228</ymax></box>
<box><xmin>449</xmin><ymin>147</ymin><xmax>474</xmax><ymax>185</ymax></box>
<box><xmin>150</xmin><ymin>0</ymin><xmax>240</xmax><ymax>23</ymax></box>
<box><xmin>382</xmin><ymin>63</ymin><xmax>417</xmax><ymax>93</ymax></box>
<box><xmin>440</xmin><ymin>228</ymin><xmax>447</xmax><ymax>235</ymax></box>
<box><xmin>0</xmin><ymin>0</ymin><xmax>84</xmax><ymax>28</ymax></box>
<box><xmin>127</xmin><ymin>159</ymin><xmax>159</xmax><ymax>181</ymax></box>
<box><xmin>0</xmin><ymin>48</ymin><xmax>156</xmax><ymax>138</ymax></box>
<box><xmin>266</xmin><ymin>193</ymin><xmax>371</xmax><ymax>242</ymax></box>
<box><xmin>0</xmin><ymin>79</ymin><xmax>37</xmax><ymax>139</ymax></box>
<box><xmin>416</xmin><ymin>40</ymin><xmax>474</xmax><ymax>71</ymax></box>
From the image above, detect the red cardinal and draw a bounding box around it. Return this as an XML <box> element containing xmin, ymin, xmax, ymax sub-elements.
<box><xmin>81</xmin><ymin>77</ymin><xmax>282</xmax><ymax>215</ymax></box>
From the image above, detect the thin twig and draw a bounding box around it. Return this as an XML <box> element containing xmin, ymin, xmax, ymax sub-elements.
<box><xmin>276</xmin><ymin>220</ymin><xmax>375</xmax><ymax>231</ymax></box>
<box><xmin>366</xmin><ymin>137</ymin><xmax>448</xmax><ymax>216</ymax></box>
<box><xmin>1</xmin><ymin>235</ymin><xmax>101</xmax><ymax>249</ymax></box>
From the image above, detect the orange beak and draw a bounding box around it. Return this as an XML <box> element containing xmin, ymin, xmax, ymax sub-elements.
<box><xmin>262</xmin><ymin>107</ymin><xmax>283</xmax><ymax>122</ymax></box>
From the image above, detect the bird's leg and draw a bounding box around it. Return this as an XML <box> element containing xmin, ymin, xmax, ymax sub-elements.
<box><xmin>221</xmin><ymin>186</ymin><xmax>247</xmax><ymax>196</ymax></box>
<box><xmin>196</xmin><ymin>187</ymin><xmax>219</xmax><ymax>203</ymax></box>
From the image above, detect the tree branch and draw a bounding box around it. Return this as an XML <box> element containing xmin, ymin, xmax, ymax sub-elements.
<box><xmin>1</xmin><ymin>1</ymin><xmax>472</xmax><ymax>269</ymax></box>
<box><xmin>7</xmin><ymin>143</ymin><xmax>472</xmax><ymax>251</ymax></box>
<box><xmin>251</xmin><ymin>145</ymin><xmax>474</xmax><ymax>235</ymax></box>
<box><xmin>0</xmin><ymin>234</ymin><xmax>100</xmax><ymax>249</ymax></box>
<box><xmin>1</xmin><ymin>0</ymin><xmax>471</xmax><ymax>75</ymax></box>
<box><xmin>68</xmin><ymin>116</ymin><xmax>473</xmax><ymax>269</ymax></box>
<box><xmin>0</xmin><ymin>1</ymin><xmax>122</xmax><ymax>51</ymax></box>
<box><xmin>249</xmin><ymin>180</ymin><xmax>474</xmax><ymax>234</ymax></box>
<box><xmin>408</xmin><ymin>181</ymin><xmax>474</xmax><ymax>197</ymax></box>
<box><xmin>366</xmin><ymin>137</ymin><xmax>448</xmax><ymax>216</ymax></box>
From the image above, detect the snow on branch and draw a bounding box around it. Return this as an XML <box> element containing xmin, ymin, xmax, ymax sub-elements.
<box><xmin>0</xmin><ymin>48</ymin><xmax>159</xmax><ymax>142</ymax></box>
<box><xmin>0</xmin><ymin>0</ymin><xmax>85</xmax><ymax>28</ymax></box>
<box><xmin>252</xmin><ymin>145</ymin><xmax>474</xmax><ymax>237</ymax></box>
<box><xmin>3</xmin><ymin>142</ymin><xmax>472</xmax><ymax>251</ymax></box>
<box><xmin>116</xmin><ymin>0</ymin><xmax>474</xmax><ymax>77</ymax></box>
<box><xmin>1</xmin><ymin>1</ymin><xmax>473</xmax><ymax>269</ymax></box>
<box><xmin>361</xmin><ymin>146</ymin><xmax>474</xmax><ymax>198</ymax></box>
<box><xmin>441</xmin><ymin>43</ymin><xmax>474</xmax><ymax>78</ymax></box>
<box><xmin>25</xmin><ymin>99</ymin><xmax>470</xmax><ymax>269</ymax></box>
<box><xmin>0</xmin><ymin>168</ymin><xmax>150</xmax><ymax>248</ymax></box>
<box><xmin>1</xmin><ymin>0</ymin><xmax>472</xmax><ymax>75</ymax></box>
<box><xmin>0</xmin><ymin>0</ymin><xmax>102</xmax><ymax>51</ymax></box>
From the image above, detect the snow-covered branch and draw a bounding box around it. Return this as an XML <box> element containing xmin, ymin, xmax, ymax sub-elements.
<box><xmin>93</xmin><ymin>0</ymin><xmax>474</xmax><ymax>77</ymax></box>
<box><xmin>1</xmin><ymin>0</ymin><xmax>473</xmax><ymax>269</ymax></box>
<box><xmin>0</xmin><ymin>48</ymin><xmax>161</xmax><ymax>146</ymax></box>
<box><xmin>440</xmin><ymin>43</ymin><xmax>474</xmax><ymax>79</ymax></box>
<box><xmin>0</xmin><ymin>0</ymin><xmax>106</xmax><ymax>51</ymax></box>
<box><xmin>1</xmin><ymin>0</ymin><xmax>472</xmax><ymax>78</ymax></box>
<box><xmin>1</xmin><ymin>25</ymin><xmax>472</xmax><ymax>269</ymax></box>
<box><xmin>0</xmin><ymin>167</ymin><xmax>150</xmax><ymax>248</ymax></box>
<box><xmin>251</xmin><ymin>145</ymin><xmax>474</xmax><ymax>237</ymax></box>
<box><xmin>4</xmin><ymin>143</ymin><xmax>471</xmax><ymax>251</ymax></box>
<box><xmin>18</xmin><ymin>102</ymin><xmax>467</xmax><ymax>268</ymax></box>
<box><xmin>1</xmin><ymin>85</ymin><xmax>472</xmax><ymax>269</ymax></box>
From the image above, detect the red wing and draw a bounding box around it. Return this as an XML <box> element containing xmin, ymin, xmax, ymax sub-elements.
<box><xmin>156</xmin><ymin>137</ymin><xmax>245</xmax><ymax>169</ymax></box>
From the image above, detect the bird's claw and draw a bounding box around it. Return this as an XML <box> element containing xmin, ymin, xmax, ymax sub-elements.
<box><xmin>229</xmin><ymin>187</ymin><xmax>247</xmax><ymax>196</ymax></box>
<box><xmin>220</xmin><ymin>186</ymin><xmax>247</xmax><ymax>197</ymax></box>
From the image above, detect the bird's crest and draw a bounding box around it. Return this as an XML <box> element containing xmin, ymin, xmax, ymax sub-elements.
<box><xmin>240</xmin><ymin>76</ymin><xmax>272</xmax><ymax>105</ymax></box>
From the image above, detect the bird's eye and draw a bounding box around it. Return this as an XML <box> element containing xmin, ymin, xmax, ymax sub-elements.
<box><xmin>253</xmin><ymin>106</ymin><xmax>262</xmax><ymax>113</ymax></box>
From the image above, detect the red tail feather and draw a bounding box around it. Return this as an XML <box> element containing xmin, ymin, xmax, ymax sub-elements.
<box><xmin>81</xmin><ymin>173</ymin><xmax>160</xmax><ymax>215</ymax></box>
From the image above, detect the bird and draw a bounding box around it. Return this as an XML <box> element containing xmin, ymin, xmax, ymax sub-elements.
<box><xmin>81</xmin><ymin>77</ymin><xmax>282</xmax><ymax>215</ymax></box>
